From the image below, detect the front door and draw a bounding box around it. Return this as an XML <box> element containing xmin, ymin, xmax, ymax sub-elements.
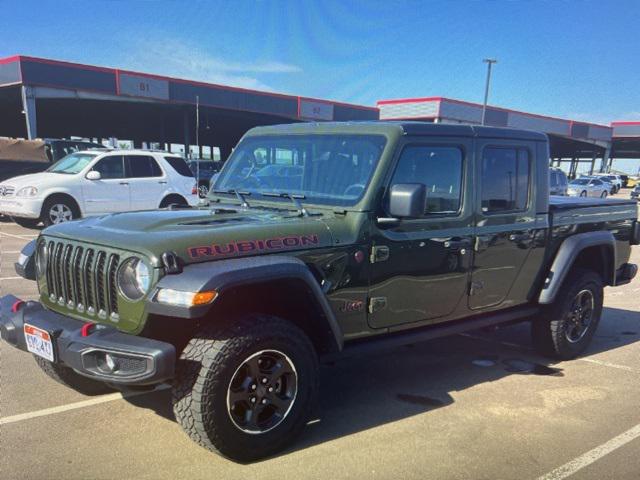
<box><xmin>368</xmin><ymin>139</ymin><xmax>474</xmax><ymax>329</ymax></box>
<box><xmin>469</xmin><ymin>141</ymin><xmax>536</xmax><ymax>310</ymax></box>
<box><xmin>82</xmin><ymin>155</ymin><xmax>130</xmax><ymax>214</ymax></box>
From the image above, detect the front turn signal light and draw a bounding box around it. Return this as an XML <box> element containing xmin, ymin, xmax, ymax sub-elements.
<box><xmin>155</xmin><ymin>288</ymin><xmax>218</xmax><ymax>308</ymax></box>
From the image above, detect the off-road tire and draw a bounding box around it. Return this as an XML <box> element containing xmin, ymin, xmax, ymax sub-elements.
<box><xmin>532</xmin><ymin>268</ymin><xmax>603</xmax><ymax>360</ymax></box>
<box><xmin>12</xmin><ymin>217</ymin><xmax>40</xmax><ymax>229</ymax></box>
<box><xmin>33</xmin><ymin>356</ymin><xmax>114</xmax><ymax>395</ymax></box>
<box><xmin>172</xmin><ymin>315</ymin><xmax>319</xmax><ymax>462</ymax></box>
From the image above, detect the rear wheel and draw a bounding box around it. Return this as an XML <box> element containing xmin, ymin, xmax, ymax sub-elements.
<box><xmin>33</xmin><ymin>356</ymin><xmax>114</xmax><ymax>395</ymax></box>
<box><xmin>159</xmin><ymin>196</ymin><xmax>188</xmax><ymax>208</ymax></box>
<box><xmin>532</xmin><ymin>268</ymin><xmax>603</xmax><ymax>359</ymax></box>
<box><xmin>601</xmin><ymin>190</ymin><xmax>608</xmax><ymax>198</ymax></box>
<box><xmin>172</xmin><ymin>315</ymin><xmax>318</xmax><ymax>462</ymax></box>
<box><xmin>580</xmin><ymin>190</ymin><xmax>587</xmax><ymax>197</ymax></box>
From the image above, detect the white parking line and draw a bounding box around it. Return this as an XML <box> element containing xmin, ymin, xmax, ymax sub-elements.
<box><xmin>578</xmin><ymin>357</ymin><xmax>638</xmax><ymax>373</ymax></box>
<box><xmin>0</xmin><ymin>385</ymin><xmax>170</xmax><ymax>426</ymax></box>
<box><xmin>0</xmin><ymin>231</ymin><xmax>38</xmax><ymax>239</ymax></box>
<box><xmin>1</xmin><ymin>250</ymin><xmax>22</xmax><ymax>254</ymax></box>
<box><xmin>536</xmin><ymin>423</ymin><xmax>640</xmax><ymax>480</ymax></box>
<box><xmin>0</xmin><ymin>276</ymin><xmax>24</xmax><ymax>281</ymax></box>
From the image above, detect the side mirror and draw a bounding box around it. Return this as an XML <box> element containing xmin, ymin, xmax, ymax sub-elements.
<box><xmin>388</xmin><ymin>183</ymin><xmax>426</xmax><ymax>218</ymax></box>
<box><xmin>86</xmin><ymin>170</ymin><xmax>101</xmax><ymax>181</ymax></box>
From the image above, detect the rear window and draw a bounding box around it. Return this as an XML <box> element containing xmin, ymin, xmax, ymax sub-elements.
<box><xmin>164</xmin><ymin>156</ymin><xmax>194</xmax><ymax>177</ymax></box>
<box><xmin>126</xmin><ymin>155</ymin><xmax>162</xmax><ymax>178</ymax></box>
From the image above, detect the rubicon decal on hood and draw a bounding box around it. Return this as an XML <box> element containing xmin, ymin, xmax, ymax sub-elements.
<box><xmin>188</xmin><ymin>234</ymin><xmax>320</xmax><ymax>259</ymax></box>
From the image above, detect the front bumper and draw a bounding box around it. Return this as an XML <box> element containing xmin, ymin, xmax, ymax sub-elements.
<box><xmin>0</xmin><ymin>197</ymin><xmax>42</xmax><ymax>219</ymax></box>
<box><xmin>0</xmin><ymin>295</ymin><xmax>175</xmax><ymax>386</ymax></box>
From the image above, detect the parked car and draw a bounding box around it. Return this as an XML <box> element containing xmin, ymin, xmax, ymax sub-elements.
<box><xmin>591</xmin><ymin>173</ymin><xmax>622</xmax><ymax>193</ymax></box>
<box><xmin>568</xmin><ymin>177</ymin><xmax>610</xmax><ymax>198</ymax></box>
<box><xmin>188</xmin><ymin>160</ymin><xmax>222</xmax><ymax>197</ymax></box>
<box><xmin>631</xmin><ymin>184</ymin><xmax>640</xmax><ymax>201</ymax></box>
<box><xmin>0</xmin><ymin>150</ymin><xmax>198</xmax><ymax>228</ymax></box>
<box><xmin>549</xmin><ymin>167</ymin><xmax>568</xmax><ymax>195</ymax></box>
<box><xmin>619</xmin><ymin>174</ymin><xmax>629</xmax><ymax>188</ymax></box>
<box><xmin>1</xmin><ymin>122</ymin><xmax>638</xmax><ymax>462</ymax></box>
<box><xmin>627</xmin><ymin>176</ymin><xmax>639</xmax><ymax>188</ymax></box>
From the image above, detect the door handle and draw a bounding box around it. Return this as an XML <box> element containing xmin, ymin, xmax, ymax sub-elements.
<box><xmin>509</xmin><ymin>233</ymin><xmax>531</xmax><ymax>242</ymax></box>
<box><xmin>119</xmin><ymin>181</ymin><xmax>129</xmax><ymax>185</ymax></box>
<box><xmin>158</xmin><ymin>181</ymin><xmax>168</xmax><ymax>184</ymax></box>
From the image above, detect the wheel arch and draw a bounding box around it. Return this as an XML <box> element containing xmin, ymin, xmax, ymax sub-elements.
<box><xmin>40</xmin><ymin>191</ymin><xmax>82</xmax><ymax>217</ymax></box>
<box><xmin>538</xmin><ymin>231</ymin><xmax>616</xmax><ymax>304</ymax></box>
<box><xmin>159</xmin><ymin>193</ymin><xmax>188</xmax><ymax>208</ymax></box>
<box><xmin>147</xmin><ymin>255</ymin><xmax>343</xmax><ymax>354</ymax></box>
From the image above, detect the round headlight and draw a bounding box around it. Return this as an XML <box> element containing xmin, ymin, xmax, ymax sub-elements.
<box><xmin>36</xmin><ymin>241</ymin><xmax>47</xmax><ymax>277</ymax></box>
<box><xmin>117</xmin><ymin>257</ymin><xmax>151</xmax><ymax>301</ymax></box>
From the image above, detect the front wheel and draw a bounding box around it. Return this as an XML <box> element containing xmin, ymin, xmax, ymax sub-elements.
<box><xmin>601</xmin><ymin>190</ymin><xmax>608</xmax><ymax>198</ymax></box>
<box><xmin>172</xmin><ymin>315</ymin><xmax>318</xmax><ymax>462</ymax></box>
<box><xmin>580</xmin><ymin>190</ymin><xmax>588</xmax><ymax>197</ymax></box>
<box><xmin>41</xmin><ymin>198</ymin><xmax>78</xmax><ymax>227</ymax></box>
<box><xmin>532</xmin><ymin>268</ymin><xmax>603</xmax><ymax>360</ymax></box>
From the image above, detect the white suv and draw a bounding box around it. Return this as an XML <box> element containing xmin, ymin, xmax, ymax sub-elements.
<box><xmin>0</xmin><ymin>150</ymin><xmax>198</xmax><ymax>228</ymax></box>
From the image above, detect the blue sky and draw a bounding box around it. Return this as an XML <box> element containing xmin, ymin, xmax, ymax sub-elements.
<box><xmin>2</xmin><ymin>0</ymin><xmax>639</xmax><ymax>125</ymax></box>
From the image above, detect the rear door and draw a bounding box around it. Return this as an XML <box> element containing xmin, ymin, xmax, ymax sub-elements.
<box><xmin>368</xmin><ymin>137</ymin><xmax>474</xmax><ymax>329</ymax></box>
<box><xmin>469</xmin><ymin>141</ymin><xmax>536</xmax><ymax>310</ymax></box>
<box><xmin>125</xmin><ymin>155</ymin><xmax>166</xmax><ymax>210</ymax></box>
<box><xmin>82</xmin><ymin>155</ymin><xmax>130</xmax><ymax>214</ymax></box>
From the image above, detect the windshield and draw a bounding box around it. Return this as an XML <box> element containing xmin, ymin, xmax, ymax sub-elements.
<box><xmin>212</xmin><ymin>134</ymin><xmax>387</xmax><ymax>207</ymax></box>
<box><xmin>570</xmin><ymin>179</ymin><xmax>590</xmax><ymax>185</ymax></box>
<box><xmin>46</xmin><ymin>152</ymin><xmax>97</xmax><ymax>174</ymax></box>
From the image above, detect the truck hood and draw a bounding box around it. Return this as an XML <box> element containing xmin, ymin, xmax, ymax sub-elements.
<box><xmin>42</xmin><ymin>206</ymin><xmax>335</xmax><ymax>267</ymax></box>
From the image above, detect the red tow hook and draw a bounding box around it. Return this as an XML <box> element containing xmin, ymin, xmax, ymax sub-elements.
<box><xmin>11</xmin><ymin>300</ymin><xmax>24</xmax><ymax>313</ymax></box>
<box><xmin>80</xmin><ymin>322</ymin><xmax>96</xmax><ymax>337</ymax></box>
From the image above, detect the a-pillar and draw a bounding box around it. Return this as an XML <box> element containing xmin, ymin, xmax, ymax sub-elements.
<box><xmin>21</xmin><ymin>86</ymin><xmax>38</xmax><ymax>139</ymax></box>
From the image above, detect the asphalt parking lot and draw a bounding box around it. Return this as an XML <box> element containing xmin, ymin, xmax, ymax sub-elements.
<box><xmin>1</xmin><ymin>197</ymin><xmax>639</xmax><ymax>480</ymax></box>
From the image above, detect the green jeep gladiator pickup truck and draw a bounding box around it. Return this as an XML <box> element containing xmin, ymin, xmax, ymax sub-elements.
<box><xmin>2</xmin><ymin>122</ymin><xmax>638</xmax><ymax>461</ymax></box>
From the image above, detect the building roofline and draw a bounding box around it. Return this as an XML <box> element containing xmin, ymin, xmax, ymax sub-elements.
<box><xmin>377</xmin><ymin>96</ymin><xmax>611</xmax><ymax>129</ymax></box>
<box><xmin>0</xmin><ymin>54</ymin><xmax>378</xmax><ymax>112</ymax></box>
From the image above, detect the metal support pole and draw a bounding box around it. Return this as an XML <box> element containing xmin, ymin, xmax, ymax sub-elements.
<box><xmin>481</xmin><ymin>59</ymin><xmax>497</xmax><ymax>126</ymax></box>
<box><xmin>21</xmin><ymin>86</ymin><xmax>38</xmax><ymax>139</ymax></box>
<box><xmin>183</xmin><ymin>108</ymin><xmax>191</xmax><ymax>158</ymax></box>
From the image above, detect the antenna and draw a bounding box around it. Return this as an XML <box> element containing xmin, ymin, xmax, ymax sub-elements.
<box><xmin>195</xmin><ymin>95</ymin><xmax>200</xmax><ymax>195</ymax></box>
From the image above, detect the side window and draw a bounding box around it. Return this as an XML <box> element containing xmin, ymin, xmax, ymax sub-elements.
<box><xmin>390</xmin><ymin>146</ymin><xmax>464</xmax><ymax>214</ymax></box>
<box><xmin>481</xmin><ymin>147</ymin><xmax>530</xmax><ymax>213</ymax></box>
<box><xmin>164</xmin><ymin>157</ymin><xmax>194</xmax><ymax>177</ymax></box>
<box><xmin>125</xmin><ymin>155</ymin><xmax>162</xmax><ymax>178</ymax></box>
<box><xmin>592</xmin><ymin>179</ymin><xmax>602</xmax><ymax>186</ymax></box>
<box><xmin>91</xmin><ymin>155</ymin><xmax>124</xmax><ymax>179</ymax></box>
<box><xmin>550</xmin><ymin>171</ymin><xmax>558</xmax><ymax>187</ymax></box>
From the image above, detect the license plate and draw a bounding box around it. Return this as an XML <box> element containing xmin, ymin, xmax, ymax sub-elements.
<box><xmin>24</xmin><ymin>324</ymin><xmax>55</xmax><ymax>362</ymax></box>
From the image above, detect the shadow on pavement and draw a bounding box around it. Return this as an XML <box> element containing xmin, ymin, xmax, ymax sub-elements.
<box><xmin>124</xmin><ymin>306</ymin><xmax>639</xmax><ymax>459</ymax></box>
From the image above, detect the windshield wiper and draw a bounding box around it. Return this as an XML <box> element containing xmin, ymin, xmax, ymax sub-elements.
<box><xmin>261</xmin><ymin>191</ymin><xmax>311</xmax><ymax>217</ymax></box>
<box><xmin>212</xmin><ymin>189</ymin><xmax>251</xmax><ymax>208</ymax></box>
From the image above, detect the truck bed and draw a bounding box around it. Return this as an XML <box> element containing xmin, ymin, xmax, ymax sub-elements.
<box><xmin>549</xmin><ymin>195</ymin><xmax>637</xmax><ymax>210</ymax></box>
<box><xmin>549</xmin><ymin>196</ymin><xmax>637</xmax><ymax>227</ymax></box>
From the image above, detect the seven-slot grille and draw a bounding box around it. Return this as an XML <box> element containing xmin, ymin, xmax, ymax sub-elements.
<box><xmin>43</xmin><ymin>239</ymin><xmax>121</xmax><ymax>321</ymax></box>
<box><xmin>0</xmin><ymin>185</ymin><xmax>15</xmax><ymax>197</ymax></box>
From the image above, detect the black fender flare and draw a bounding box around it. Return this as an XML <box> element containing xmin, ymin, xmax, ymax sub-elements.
<box><xmin>538</xmin><ymin>231</ymin><xmax>616</xmax><ymax>304</ymax></box>
<box><xmin>146</xmin><ymin>255</ymin><xmax>343</xmax><ymax>350</ymax></box>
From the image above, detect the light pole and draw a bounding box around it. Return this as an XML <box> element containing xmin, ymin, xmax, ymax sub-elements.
<box><xmin>481</xmin><ymin>58</ymin><xmax>497</xmax><ymax>125</ymax></box>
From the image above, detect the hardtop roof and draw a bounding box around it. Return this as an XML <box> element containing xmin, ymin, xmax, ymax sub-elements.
<box><xmin>246</xmin><ymin>121</ymin><xmax>548</xmax><ymax>141</ymax></box>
